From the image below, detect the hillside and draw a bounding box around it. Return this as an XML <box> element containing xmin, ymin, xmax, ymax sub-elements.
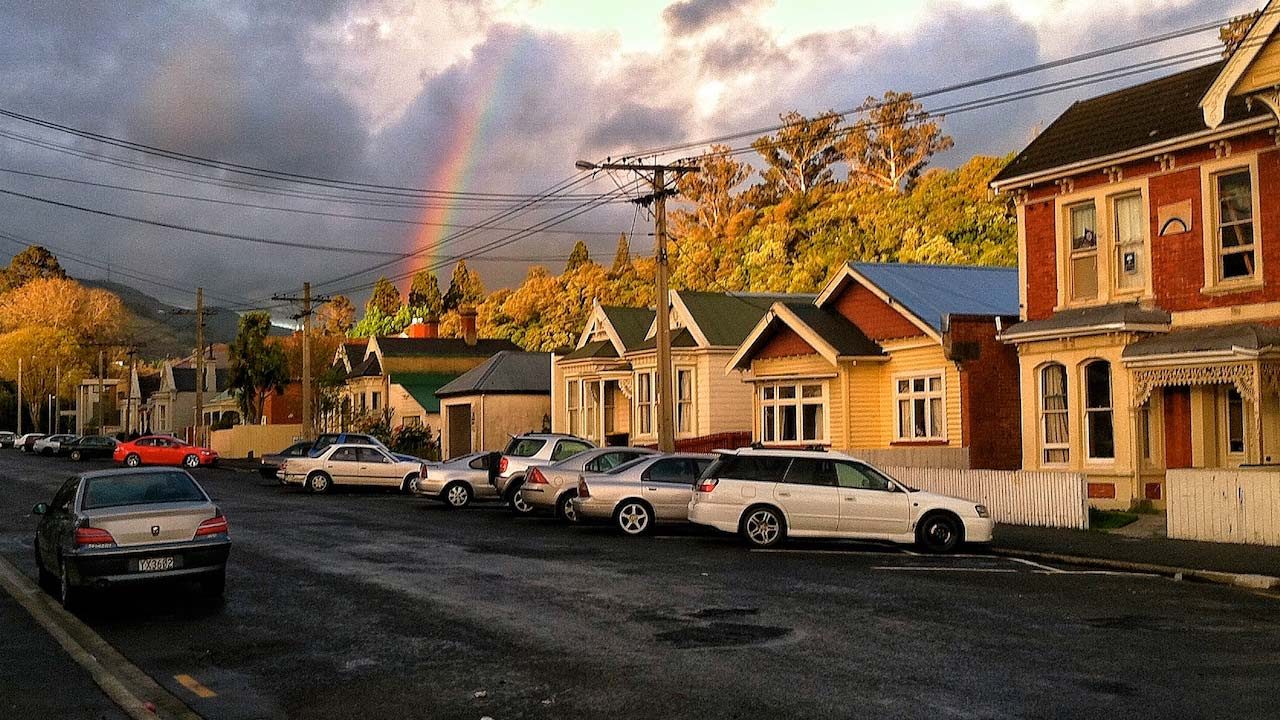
<box><xmin>79</xmin><ymin>278</ymin><xmax>245</xmax><ymax>359</ymax></box>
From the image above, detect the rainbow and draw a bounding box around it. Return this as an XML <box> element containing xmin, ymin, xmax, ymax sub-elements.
<box><xmin>410</xmin><ymin>35</ymin><xmax>529</xmax><ymax>274</ymax></box>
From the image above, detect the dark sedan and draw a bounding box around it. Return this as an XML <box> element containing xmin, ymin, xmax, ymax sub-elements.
<box><xmin>32</xmin><ymin>467</ymin><xmax>231</xmax><ymax>609</ymax></box>
<box><xmin>65</xmin><ymin>435</ymin><xmax>119</xmax><ymax>461</ymax></box>
<box><xmin>259</xmin><ymin>440</ymin><xmax>314</xmax><ymax>480</ymax></box>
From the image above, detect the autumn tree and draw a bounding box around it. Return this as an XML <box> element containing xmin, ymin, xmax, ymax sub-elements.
<box><xmin>751</xmin><ymin>111</ymin><xmax>843</xmax><ymax>196</ymax></box>
<box><xmin>407</xmin><ymin>270</ymin><xmax>444</xmax><ymax>319</ymax></box>
<box><xmin>610</xmin><ymin>234</ymin><xmax>633</xmax><ymax>276</ymax></box>
<box><xmin>1221</xmin><ymin>11</ymin><xmax>1261</xmax><ymax>55</ymax></box>
<box><xmin>0</xmin><ymin>326</ymin><xmax>84</xmax><ymax>431</ymax></box>
<box><xmin>227</xmin><ymin>312</ymin><xmax>289</xmax><ymax>424</ymax></box>
<box><xmin>0</xmin><ymin>277</ymin><xmax>124</xmax><ymax>343</ymax></box>
<box><xmin>317</xmin><ymin>294</ymin><xmax>355</xmax><ymax>336</ymax></box>
<box><xmin>840</xmin><ymin>91</ymin><xmax>954</xmax><ymax>192</ymax></box>
<box><xmin>565</xmin><ymin>241</ymin><xmax>590</xmax><ymax>272</ymax></box>
<box><xmin>443</xmin><ymin>260</ymin><xmax>485</xmax><ymax>310</ymax></box>
<box><xmin>0</xmin><ymin>245</ymin><xmax>66</xmax><ymax>291</ymax></box>
<box><xmin>367</xmin><ymin>276</ymin><xmax>402</xmax><ymax>316</ymax></box>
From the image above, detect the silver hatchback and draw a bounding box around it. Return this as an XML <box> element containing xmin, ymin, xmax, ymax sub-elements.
<box><xmin>415</xmin><ymin>452</ymin><xmax>499</xmax><ymax>508</ymax></box>
<box><xmin>522</xmin><ymin>447</ymin><xmax>659</xmax><ymax>521</ymax></box>
<box><xmin>571</xmin><ymin>454</ymin><xmax>715</xmax><ymax>535</ymax></box>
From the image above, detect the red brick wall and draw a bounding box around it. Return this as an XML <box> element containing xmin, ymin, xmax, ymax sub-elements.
<box><xmin>1023</xmin><ymin>199</ymin><xmax>1058</xmax><ymax>320</ymax></box>
<box><xmin>264</xmin><ymin>382</ymin><xmax>302</xmax><ymax>424</ymax></box>
<box><xmin>949</xmin><ymin>316</ymin><xmax>1022</xmax><ymax>470</ymax></box>
<box><xmin>754</xmin><ymin>326</ymin><xmax>819</xmax><ymax>360</ymax></box>
<box><xmin>829</xmin><ymin>281</ymin><xmax>925</xmax><ymax>340</ymax></box>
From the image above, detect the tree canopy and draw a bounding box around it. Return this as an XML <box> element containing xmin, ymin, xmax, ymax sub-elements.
<box><xmin>407</xmin><ymin>270</ymin><xmax>444</xmax><ymax>319</ymax></box>
<box><xmin>0</xmin><ymin>245</ymin><xmax>65</xmax><ymax>291</ymax></box>
<box><xmin>227</xmin><ymin>312</ymin><xmax>289</xmax><ymax>424</ymax></box>
<box><xmin>443</xmin><ymin>260</ymin><xmax>485</xmax><ymax>310</ymax></box>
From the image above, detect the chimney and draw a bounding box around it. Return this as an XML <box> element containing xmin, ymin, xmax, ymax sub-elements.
<box><xmin>423</xmin><ymin>317</ymin><xmax>439</xmax><ymax>338</ymax></box>
<box><xmin>405</xmin><ymin>317</ymin><xmax>438</xmax><ymax>339</ymax></box>
<box><xmin>460</xmin><ymin>306</ymin><xmax>478</xmax><ymax>346</ymax></box>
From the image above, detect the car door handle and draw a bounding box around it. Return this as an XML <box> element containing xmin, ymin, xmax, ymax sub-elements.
<box><xmin>646</xmin><ymin>486</ymin><xmax>658</xmax><ymax>491</ymax></box>
<box><xmin>777</xmin><ymin>492</ymin><xmax>791</xmax><ymax>497</ymax></box>
<box><xmin>845</xmin><ymin>497</ymin><xmax>856</xmax><ymax>502</ymax></box>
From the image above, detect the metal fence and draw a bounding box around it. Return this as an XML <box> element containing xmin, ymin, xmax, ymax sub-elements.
<box><xmin>880</xmin><ymin>466</ymin><xmax>1090</xmax><ymax>529</ymax></box>
<box><xmin>1167</xmin><ymin>468</ymin><xmax>1280</xmax><ymax>546</ymax></box>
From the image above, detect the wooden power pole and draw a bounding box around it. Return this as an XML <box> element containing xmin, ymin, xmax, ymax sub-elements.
<box><xmin>274</xmin><ymin>284</ymin><xmax>330</xmax><ymax>440</ymax></box>
<box><xmin>194</xmin><ymin>287</ymin><xmax>205</xmax><ymax>445</ymax></box>
<box><xmin>573</xmin><ymin>159</ymin><xmax>699</xmax><ymax>452</ymax></box>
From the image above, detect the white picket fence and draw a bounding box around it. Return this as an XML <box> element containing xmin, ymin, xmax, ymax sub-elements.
<box><xmin>880</xmin><ymin>466</ymin><xmax>1090</xmax><ymax>530</ymax></box>
<box><xmin>1167</xmin><ymin>468</ymin><xmax>1280</xmax><ymax>546</ymax></box>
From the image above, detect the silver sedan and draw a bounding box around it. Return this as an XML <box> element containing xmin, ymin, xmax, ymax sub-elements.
<box><xmin>414</xmin><ymin>452</ymin><xmax>499</xmax><ymax>508</ymax></box>
<box><xmin>521</xmin><ymin>446</ymin><xmax>659</xmax><ymax>521</ymax></box>
<box><xmin>571</xmin><ymin>453</ymin><xmax>715</xmax><ymax>535</ymax></box>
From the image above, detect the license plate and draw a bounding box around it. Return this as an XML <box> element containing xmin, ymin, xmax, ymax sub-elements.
<box><xmin>136</xmin><ymin>557</ymin><xmax>176</xmax><ymax>572</ymax></box>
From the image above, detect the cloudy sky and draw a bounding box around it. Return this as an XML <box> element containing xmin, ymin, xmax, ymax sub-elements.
<box><xmin>0</xmin><ymin>0</ymin><xmax>1256</xmax><ymax>316</ymax></box>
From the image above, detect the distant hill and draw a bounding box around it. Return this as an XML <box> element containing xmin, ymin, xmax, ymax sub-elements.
<box><xmin>79</xmin><ymin>278</ymin><xmax>250</xmax><ymax>360</ymax></box>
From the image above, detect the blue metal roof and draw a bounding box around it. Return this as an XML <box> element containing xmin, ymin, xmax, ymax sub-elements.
<box><xmin>849</xmin><ymin>263</ymin><xmax>1019</xmax><ymax>331</ymax></box>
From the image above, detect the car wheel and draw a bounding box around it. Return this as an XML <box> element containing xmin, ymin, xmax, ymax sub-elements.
<box><xmin>307</xmin><ymin>472</ymin><xmax>332</xmax><ymax>494</ymax></box>
<box><xmin>183</xmin><ymin>454</ymin><xmax>200</xmax><ymax>469</ymax></box>
<box><xmin>58</xmin><ymin>558</ymin><xmax>80</xmax><ymax>612</ymax></box>
<box><xmin>508</xmin><ymin>485</ymin><xmax>534</xmax><ymax>515</ymax></box>
<box><xmin>69</xmin><ymin>450</ymin><xmax>82</xmax><ymax>462</ymax></box>
<box><xmin>916</xmin><ymin>513</ymin><xmax>962</xmax><ymax>554</ymax></box>
<box><xmin>401</xmin><ymin>474</ymin><xmax>418</xmax><ymax>494</ymax></box>
<box><xmin>741</xmin><ymin>506</ymin><xmax>785</xmax><ymax>548</ymax></box>
<box><xmin>443</xmin><ymin>482</ymin><xmax>472</xmax><ymax>509</ymax></box>
<box><xmin>201</xmin><ymin>569</ymin><xmax>226</xmax><ymax>598</ymax></box>
<box><xmin>615</xmin><ymin>500</ymin><xmax>653</xmax><ymax>536</ymax></box>
<box><xmin>124</xmin><ymin>453</ymin><xmax>141</xmax><ymax>467</ymax></box>
<box><xmin>556</xmin><ymin>491</ymin><xmax>578</xmax><ymax>522</ymax></box>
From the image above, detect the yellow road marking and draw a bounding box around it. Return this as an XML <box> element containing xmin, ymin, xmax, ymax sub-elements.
<box><xmin>175</xmin><ymin>674</ymin><xmax>217</xmax><ymax>699</ymax></box>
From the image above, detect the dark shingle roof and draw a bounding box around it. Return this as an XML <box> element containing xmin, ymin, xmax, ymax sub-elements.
<box><xmin>678</xmin><ymin>291</ymin><xmax>815</xmax><ymax>347</ymax></box>
<box><xmin>1001</xmin><ymin>302</ymin><xmax>1171</xmax><ymax>339</ymax></box>
<box><xmin>348</xmin><ymin>354</ymin><xmax>382</xmax><ymax>378</ymax></box>
<box><xmin>138</xmin><ymin>374</ymin><xmax>161</xmax><ymax>396</ymax></box>
<box><xmin>1122</xmin><ymin>324</ymin><xmax>1280</xmax><ymax>359</ymax></box>
<box><xmin>783</xmin><ymin>302</ymin><xmax>884</xmax><ymax>357</ymax></box>
<box><xmin>435</xmin><ymin>351</ymin><xmax>551</xmax><ymax>398</ymax></box>
<box><xmin>850</xmin><ymin>263</ymin><xmax>1019</xmax><ymax>331</ymax></box>
<box><xmin>560</xmin><ymin>339</ymin><xmax>618</xmax><ymax>362</ymax></box>
<box><xmin>341</xmin><ymin>341</ymin><xmax>367</xmax><ymax>368</ymax></box>
<box><xmin>171</xmin><ymin>367</ymin><xmax>197</xmax><ymax>392</ymax></box>
<box><xmin>993</xmin><ymin>62</ymin><xmax>1265</xmax><ymax>184</ymax></box>
<box><xmin>375</xmin><ymin>336</ymin><xmax>520</xmax><ymax>358</ymax></box>
<box><xmin>631</xmin><ymin>328</ymin><xmax>699</xmax><ymax>352</ymax></box>
<box><xmin>600</xmin><ymin>306</ymin><xmax>654</xmax><ymax>351</ymax></box>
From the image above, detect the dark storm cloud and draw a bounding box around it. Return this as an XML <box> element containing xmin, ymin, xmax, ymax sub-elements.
<box><xmin>662</xmin><ymin>0</ymin><xmax>762</xmax><ymax>36</ymax></box>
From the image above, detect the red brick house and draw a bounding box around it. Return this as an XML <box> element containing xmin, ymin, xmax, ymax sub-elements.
<box><xmin>993</xmin><ymin>14</ymin><xmax>1280</xmax><ymax>506</ymax></box>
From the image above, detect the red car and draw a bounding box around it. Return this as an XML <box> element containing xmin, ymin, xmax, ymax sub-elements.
<box><xmin>113</xmin><ymin>436</ymin><xmax>219</xmax><ymax>469</ymax></box>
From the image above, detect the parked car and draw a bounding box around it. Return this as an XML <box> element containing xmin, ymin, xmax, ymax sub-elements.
<box><xmin>260</xmin><ymin>441</ymin><xmax>314</xmax><ymax>480</ymax></box>
<box><xmin>280</xmin><ymin>444</ymin><xmax>421</xmax><ymax>494</ymax></box>
<box><xmin>686</xmin><ymin>449</ymin><xmax>993</xmax><ymax>553</ymax></box>
<box><xmin>114</xmin><ymin>436</ymin><xmax>219</xmax><ymax>469</ymax></box>
<box><xmin>414</xmin><ymin>452</ymin><xmax>499</xmax><ymax>508</ymax></box>
<box><xmin>0</xmin><ymin>431</ymin><xmax>16</xmax><ymax>448</ymax></box>
<box><xmin>66</xmin><ymin>435</ymin><xmax>119</xmax><ymax>462</ymax></box>
<box><xmin>522</xmin><ymin>447</ymin><xmax>661</xmax><ymax>521</ymax></box>
<box><xmin>572</xmin><ymin>453</ymin><xmax>716</xmax><ymax>534</ymax></box>
<box><xmin>33</xmin><ymin>434</ymin><xmax>79</xmax><ymax>456</ymax></box>
<box><xmin>18</xmin><ymin>433</ymin><xmax>46</xmax><ymax>452</ymax></box>
<box><xmin>310</xmin><ymin>432</ymin><xmax>421</xmax><ymax>463</ymax></box>
<box><xmin>490</xmin><ymin>433</ymin><xmax>596</xmax><ymax>515</ymax></box>
<box><xmin>31</xmin><ymin>467</ymin><xmax>231</xmax><ymax>609</ymax></box>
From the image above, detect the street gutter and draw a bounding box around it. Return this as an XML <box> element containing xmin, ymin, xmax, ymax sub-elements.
<box><xmin>993</xmin><ymin>547</ymin><xmax>1280</xmax><ymax>591</ymax></box>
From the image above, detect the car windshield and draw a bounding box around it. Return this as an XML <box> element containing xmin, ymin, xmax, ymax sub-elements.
<box><xmin>82</xmin><ymin>471</ymin><xmax>207</xmax><ymax>510</ymax></box>
<box><xmin>504</xmin><ymin>438</ymin><xmax>546</xmax><ymax>457</ymax></box>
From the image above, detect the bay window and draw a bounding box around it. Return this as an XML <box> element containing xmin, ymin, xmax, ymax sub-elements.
<box><xmin>1040</xmin><ymin>364</ymin><xmax>1069</xmax><ymax>464</ymax></box>
<box><xmin>1084</xmin><ymin>361</ymin><xmax>1114</xmax><ymax>460</ymax></box>
<box><xmin>894</xmin><ymin>373</ymin><xmax>945</xmax><ymax>441</ymax></box>
<box><xmin>760</xmin><ymin>382</ymin><xmax>826</xmax><ymax>443</ymax></box>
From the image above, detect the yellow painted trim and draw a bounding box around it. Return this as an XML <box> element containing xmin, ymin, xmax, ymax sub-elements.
<box><xmin>1199</xmin><ymin>151</ymin><xmax>1266</xmax><ymax>294</ymax></box>
<box><xmin>1052</xmin><ymin>176</ymin><xmax>1152</xmax><ymax>310</ymax></box>
<box><xmin>1171</xmin><ymin>301</ymin><xmax>1280</xmax><ymax>327</ymax></box>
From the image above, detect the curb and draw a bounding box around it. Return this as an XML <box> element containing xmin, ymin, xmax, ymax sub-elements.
<box><xmin>993</xmin><ymin>547</ymin><xmax>1280</xmax><ymax>591</ymax></box>
<box><xmin>0</xmin><ymin>554</ymin><xmax>202</xmax><ymax>720</ymax></box>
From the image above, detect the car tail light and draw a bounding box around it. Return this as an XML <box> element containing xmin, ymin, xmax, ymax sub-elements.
<box><xmin>420</xmin><ymin>463</ymin><xmax>429</xmax><ymax>480</ymax></box>
<box><xmin>578</xmin><ymin>477</ymin><xmax>590</xmax><ymax>499</ymax></box>
<box><xmin>279</xmin><ymin>460</ymin><xmax>289</xmax><ymax>473</ymax></box>
<box><xmin>695</xmin><ymin>477</ymin><xmax>719</xmax><ymax>493</ymax></box>
<box><xmin>74</xmin><ymin>527</ymin><xmax>116</xmax><ymax>548</ymax></box>
<box><xmin>195</xmin><ymin>514</ymin><xmax>229</xmax><ymax>538</ymax></box>
<box><xmin>499</xmin><ymin>456</ymin><xmax>509</xmax><ymax>474</ymax></box>
<box><xmin>527</xmin><ymin>467</ymin><xmax>548</xmax><ymax>485</ymax></box>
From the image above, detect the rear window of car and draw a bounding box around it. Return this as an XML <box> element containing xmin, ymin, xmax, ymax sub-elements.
<box><xmin>705</xmin><ymin>455</ymin><xmax>792</xmax><ymax>482</ymax></box>
<box><xmin>504</xmin><ymin>438</ymin><xmax>546</xmax><ymax>457</ymax></box>
<box><xmin>82</xmin><ymin>472</ymin><xmax>206</xmax><ymax>510</ymax></box>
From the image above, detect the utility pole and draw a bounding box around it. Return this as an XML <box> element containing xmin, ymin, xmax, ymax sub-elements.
<box><xmin>194</xmin><ymin>287</ymin><xmax>205</xmax><ymax>446</ymax></box>
<box><xmin>97</xmin><ymin>350</ymin><xmax>106</xmax><ymax>433</ymax></box>
<box><xmin>53</xmin><ymin>365</ymin><xmax>59</xmax><ymax>434</ymax></box>
<box><xmin>574</xmin><ymin>159</ymin><xmax>699</xmax><ymax>452</ymax></box>
<box><xmin>16</xmin><ymin>357</ymin><xmax>21</xmax><ymax>436</ymax></box>
<box><xmin>274</xmin><ymin>285</ymin><xmax>331</xmax><ymax>440</ymax></box>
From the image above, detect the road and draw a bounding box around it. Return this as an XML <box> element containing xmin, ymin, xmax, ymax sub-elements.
<box><xmin>1</xmin><ymin>449</ymin><xmax>1278</xmax><ymax>719</ymax></box>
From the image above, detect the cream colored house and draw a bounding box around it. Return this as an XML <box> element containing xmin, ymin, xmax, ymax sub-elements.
<box><xmin>435</xmin><ymin>351</ymin><xmax>551</xmax><ymax>458</ymax></box>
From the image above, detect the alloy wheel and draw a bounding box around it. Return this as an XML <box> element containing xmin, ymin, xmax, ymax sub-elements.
<box><xmin>511</xmin><ymin>489</ymin><xmax>532</xmax><ymax>513</ymax></box>
<box><xmin>745</xmin><ymin>510</ymin><xmax>781</xmax><ymax>546</ymax></box>
<box><xmin>125</xmin><ymin>454</ymin><xmax>141</xmax><ymax>467</ymax></box>
<box><xmin>617</xmin><ymin>502</ymin><xmax>650</xmax><ymax>535</ymax></box>
<box><xmin>447</xmin><ymin>484</ymin><xmax>470</xmax><ymax>507</ymax></box>
<box><xmin>561</xmin><ymin>498</ymin><xmax>578</xmax><ymax>523</ymax></box>
<box><xmin>184</xmin><ymin>454</ymin><xmax>199</xmax><ymax>468</ymax></box>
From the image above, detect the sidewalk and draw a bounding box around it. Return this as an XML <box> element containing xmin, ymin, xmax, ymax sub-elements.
<box><xmin>994</xmin><ymin>523</ymin><xmax>1280</xmax><ymax>583</ymax></box>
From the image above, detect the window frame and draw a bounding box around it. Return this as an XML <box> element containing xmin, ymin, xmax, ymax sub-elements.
<box><xmin>566</xmin><ymin>380</ymin><xmax>580</xmax><ymax>437</ymax></box>
<box><xmin>1201</xmin><ymin>154</ymin><xmax>1264</xmax><ymax>294</ymax></box>
<box><xmin>675</xmin><ymin>368</ymin><xmax>694</xmax><ymax>437</ymax></box>
<box><xmin>892</xmin><ymin>371</ymin><xmax>947</xmax><ymax>443</ymax></box>
<box><xmin>1054</xmin><ymin>179</ymin><xmax>1152</xmax><ymax>309</ymax></box>
<box><xmin>1066</xmin><ymin>200</ymin><xmax>1100</xmax><ymax>303</ymax></box>
<box><xmin>1082</xmin><ymin>360</ymin><xmax>1115</xmax><ymax>462</ymax></box>
<box><xmin>635</xmin><ymin>371</ymin><xmax>655</xmax><ymax>438</ymax></box>
<box><xmin>757</xmin><ymin>381</ymin><xmax>828</xmax><ymax>445</ymax></box>
<box><xmin>1039</xmin><ymin>363</ymin><xmax>1070</xmax><ymax>466</ymax></box>
<box><xmin>1111</xmin><ymin>192</ymin><xmax>1146</xmax><ymax>295</ymax></box>
<box><xmin>1223</xmin><ymin>386</ymin><xmax>1246</xmax><ymax>458</ymax></box>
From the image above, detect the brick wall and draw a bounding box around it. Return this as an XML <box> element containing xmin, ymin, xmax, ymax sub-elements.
<box><xmin>264</xmin><ymin>382</ymin><xmax>302</xmax><ymax>424</ymax></box>
<box><xmin>949</xmin><ymin>316</ymin><xmax>1022</xmax><ymax>470</ymax></box>
<box><xmin>829</xmin><ymin>281</ymin><xmax>925</xmax><ymax>340</ymax></box>
<box><xmin>1023</xmin><ymin>199</ymin><xmax>1058</xmax><ymax>320</ymax></box>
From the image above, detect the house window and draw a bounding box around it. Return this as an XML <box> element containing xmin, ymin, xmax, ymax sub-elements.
<box><xmin>371</xmin><ymin>392</ymin><xmax>380</xmax><ymax>411</ymax></box>
<box><xmin>760</xmin><ymin>382</ymin><xmax>826</xmax><ymax>443</ymax></box>
<box><xmin>403</xmin><ymin>416</ymin><xmax>421</xmax><ymax>427</ymax></box>
<box><xmin>583</xmin><ymin>383</ymin><xmax>599</xmax><ymax>441</ymax></box>
<box><xmin>1068</xmin><ymin>202</ymin><xmax>1099</xmax><ymax>302</ymax></box>
<box><xmin>676</xmin><ymin>369</ymin><xmax>693</xmax><ymax>434</ymax></box>
<box><xmin>1040</xmin><ymin>364</ymin><xmax>1069</xmax><ymax>464</ymax></box>
<box><xmin>1113</xmin><ymin>193</ymin><xmax>1144</xmax><ymax>292</ymax></box>
<box><xmin>1226</xmin><ymin>387</ymin><xmax>1245</xmax><ymax>455</ymax></box>
<box><xmin>894</xmin><ymin>373</ymin><xmax>945</xmax><ymax>441</ymax></box>
<box><xmin>1138</xmin><ymin>403</ymin><xmax>1152</xmax><ymax>462</ymax></box>
<box><xmin>636</xmin><ymin>372</ymin><xmax>654</xmax><ymax>436</ymax></box>
<box><xmin>566</xmin><ymin>380</ymin><xmax>580</xmax><ymax>436</ymax></box>
<box><xmin>1084</xmin><ymin>361</ymin><xmax>1114</xmax><ymax>460</ymax></box>
<box><xmin>1213</xmin><ymin>169</ymin><xmax>1256</xmax><ymax>281</ymax></box>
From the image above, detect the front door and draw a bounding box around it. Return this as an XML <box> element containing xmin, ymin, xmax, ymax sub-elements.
<box><xmin>834</xmin><ymin>462</ymin><xmax>911</xmax><ymax>536</ymax></box>
<box><xmin>447</xmin><ymin>405</ymin><xmax>472</xmax><ymax>459</ymax></box>
<box><xmin>1164</xmin><ymin>386</ymin><xmax>1193</xmax><ymax>469</ymax></box>
<box><xmin>358</xmin><ymin>447</ymin><xmax>398</xmax><ymax>487</ymax></box>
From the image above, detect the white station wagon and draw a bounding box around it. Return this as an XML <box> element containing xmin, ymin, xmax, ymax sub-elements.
<box><xmin>687</xmin><ymin>448</ymin><xmax>993</xmax><ymax>553</ymax></box>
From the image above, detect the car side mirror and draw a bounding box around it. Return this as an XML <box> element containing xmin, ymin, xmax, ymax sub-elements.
<box><xmin>31</xmin><ymin>503</ymin><xmax>48</xmax><ymax>516</ymax></box>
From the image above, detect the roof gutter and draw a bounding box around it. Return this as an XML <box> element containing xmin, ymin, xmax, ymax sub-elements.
<box><xmin>998</xmin><ymin>322</ymin><xmax>1171</xmax><ymax>344</ymax></box>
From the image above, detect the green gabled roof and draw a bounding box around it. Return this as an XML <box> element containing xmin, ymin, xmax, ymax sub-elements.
<box><xmin>631</xmin><ymin>328</ymin><xmax>698</xmax><ymax>352</ymax></box>
<box><xmin>391</xmin><ymin>372</ymin><xmax>458</xmax><ymax>413</ymax></box>
<box><xmin>560</xmin><ymin>339</ymin><xmax>618</xmax><ymax>362</ymax></box>
<box><xmin>600</xmin><ymin>306</ymin><xmax>654</xmax><ymax>351</ymax></box>
<box><xmin>678</xmin><ymin>291</ymin><xmax>815</xmax><ymax>347</ymax></box>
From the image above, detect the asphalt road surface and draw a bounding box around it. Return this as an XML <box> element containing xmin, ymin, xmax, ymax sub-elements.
<box><xmin>1</xmin><ymin>450</ymin><xmax>1277</xmax><ymax>719</ymax></box>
